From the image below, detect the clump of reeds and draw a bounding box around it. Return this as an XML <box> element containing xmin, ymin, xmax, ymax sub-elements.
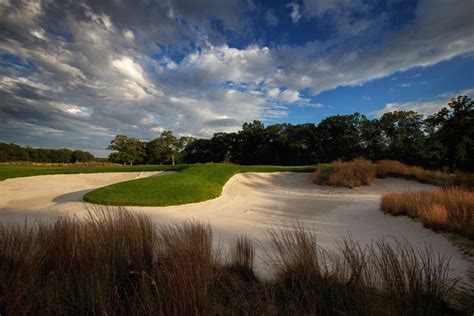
<box><xmin>380</xmin><ymin>188</ymin><xmax>474</xmax><ymax>239</ymax></box>
<box><xmin>0</xmin><ymin>210</ymin><xmax>462</xmax><ymax>315</ymax></box>
<box><xmin>313</xmin><ymin>158</ymin><xmax>376</xmax><ymax>188</ymax></box>
<box><xmin>267</xmin><ymin>226</ymin><xmax>457</xmax><ymax>315</ymax></box>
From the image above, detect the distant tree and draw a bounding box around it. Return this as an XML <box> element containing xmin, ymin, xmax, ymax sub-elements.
<box><xmin>71</xmin><ymin>150</ymin><xmax>95</xmax><ymax>163</ymax></box>
<box><xmin>107</xmin><ymin>135</ymin><xmax>145</xmax><ymax>165</ymax></box>
<box><xmin>360</xmin><ymin>119</ymin><xmax>386</xmax><ymax>161</ymax></box>
<box><xmin>426</xmin><ymin>95</ymin><xmax>474</xmax><ymax>171</ymax></box>
<box><xmin>379</xmin><ymin>111</ymin><xmax>426</xmax><ymax>165</ymax></box>
<box><xmin>317</xmin><ymin>113</ymin><xmax>366</xmax><ymax>162</ymax></box>
<box><xmin>54</xmin><ymin>149</ymin><xmax>73</xmax><ymax>163</ymax></box>
<box><xmin>0</xmin><ymin>143</ymin><xmax>28</xmax><ymax>161</ymax></box>
<box><xmin>160</xmin><ymin>131</ymin><xmax>178</xmax><ymax>165</ymax></box>
<box><xmin>182</xmin><ymin>139</ymin><xmax>215</xmax><ymax>163</ymax></box>
<box><xmin>234</xmin><ymin>120</ymin><xmax>266</xmax><ymax>164</ymax></box>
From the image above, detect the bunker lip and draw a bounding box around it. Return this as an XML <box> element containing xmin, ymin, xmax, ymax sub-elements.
<box><xmin>0</xmin><ymin>171</ymin><xmax>471</xmax><ymax>284</ymax></box>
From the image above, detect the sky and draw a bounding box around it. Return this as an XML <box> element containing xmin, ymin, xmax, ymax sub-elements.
<box><xmin>0</xmin><ymin>0</ymin><xmax>473</xmax><ymax>157</ymax></box>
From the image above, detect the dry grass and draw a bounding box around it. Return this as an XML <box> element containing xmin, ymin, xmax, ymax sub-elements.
<box><xmin>314</xmin><ymin>159</ymin><xmax>474</xmax><ymax>189</ymax></box>
<box><xmin>376</xmin><ymin>160</ymin><xmax>474</xmax><ymax>189</ymax></box>
<box><xmin>267</xmin><ymin>226</ymin><xmax>458</xmax><ymax>315</ymax></box>
<box><xmin>0</xmin><ymin>210</ymin><xmax>464</xmax><ymax>315</ymax></box>
<box><xmin>313</xmin><ymin>158</ymin><xmax>376</xmax><ymax>188</ymax></box>
<box><xmin>380</xmin><ymin>188</ymin><xmax>474</xmax><ymax>239</ymax></box>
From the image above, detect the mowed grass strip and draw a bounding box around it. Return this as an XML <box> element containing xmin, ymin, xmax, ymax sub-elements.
<box><xmin>83</xmin><ymin>164</ymin><xmax>314</xmax><ymax>206</ymax></box>
<box><xmin>0</xmin><ymin>164</ymin><xmax>186</xmax><ymax>181</ymax></box>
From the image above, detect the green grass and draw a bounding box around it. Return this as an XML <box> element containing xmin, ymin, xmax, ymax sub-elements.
<box><xmin>84</xmin><ymin>164</ymin><xmax>314</xmax><ymax>206</ymax></box>
<box><xmin>0</xmin><ymin>164</ymin><xmax>186</xmax><ymax>181</ymax></box>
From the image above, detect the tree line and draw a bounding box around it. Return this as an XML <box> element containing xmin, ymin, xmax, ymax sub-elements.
<box><xmin>107</xmin><ymin>95</ymin><xmax>473</xmax><ymax>171</ymax></box>
<box><xmin>0</xmin><ymin>143</ymin><xmax>96</xmax><ymax>163</ymax></box>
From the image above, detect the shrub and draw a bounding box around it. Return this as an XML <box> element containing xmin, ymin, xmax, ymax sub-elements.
<box><xmin>380</xmin><ymin>188</ymin><xmax>474</xmax><ymax>239</ymax></box>
<box><xmin>313</xmin><ymin>158</ymin><xmax>376</xmax><ymax>188</ymax></box>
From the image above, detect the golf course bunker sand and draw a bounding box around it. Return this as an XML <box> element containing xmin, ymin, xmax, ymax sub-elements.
<box><xmin>0</xmin><ymin>172</ymin><xmax>472</xmax><ymax>282</ymax></box>
<box><xmin>0</xmin><ymin>171</ymin><xmax>170</xmax><ymax>218</ymax></box>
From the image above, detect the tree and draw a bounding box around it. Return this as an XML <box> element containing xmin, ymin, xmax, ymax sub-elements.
<box><xmin>107</xmin><ymin>135</ymin><xmax>145</xmax><ymax>165</ymax></box>
<box><xmin>183</xmin><ymin>139</ymin><xmax>214</xmax><ymax>163</ymax></box>
<box><xmin>379</xmin><ymin>111</ymin><xmax>427</xmax><ymax>165</ymax></box>
<box><xmin>426</xmin><ymin>95</ymin><xmax>474</xmax><ymax>171</ymax></box>
<box><xmin>317</xmin><ymin>113</ymin><xmax>366</xmax><ymax>162</ymax></box>
<box><xmin>71</xmin><ymin>150</ymin><xmax>95</xmax><ymax>163</ymax></box>
<box><xmin>234</xmin><ymin>120</ymin><xmax>267</xmax><ymax>164</ymax></box>
<box><xmin>160</xmin><ymin>131</ymin><xmax>178</xmax><ymax>165</ymax></box>
<box><xmin>146</xmin><ymin>131</ymin><xmax>188</xmax><ymax>165</ymax></box>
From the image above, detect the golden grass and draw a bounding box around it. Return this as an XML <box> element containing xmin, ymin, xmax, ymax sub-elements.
<box><xmin>0</xmin><ymin>210</ymin><xmax>462</xmax><ymax>315</ymax></box>
<box><xmin>313</xmin><ymin>158</ymin><xmax>376</xmax><ymax>188</ymax></box>
<box><xmin>314</xmin><ymin>159</ymin><xmax>474</xmax><ymax>189</ymax></box>
<box><xmin>380</xmin><ymin>188</ymin><xmax>474</xmax><ymax>239</ymax></box>
<box><xmin>376</xmin><ymin>160</ymin><xmax>474</xmax><ymax>189</ymax></box>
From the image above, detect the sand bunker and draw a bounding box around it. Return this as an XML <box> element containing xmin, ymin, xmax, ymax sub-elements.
<box><xmin>0</xmin><ymin>171</ymin><xmax>471</xmax><ymax>281</ymax></box>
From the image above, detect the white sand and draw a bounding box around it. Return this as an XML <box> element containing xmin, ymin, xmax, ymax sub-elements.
<box><xmin>0</xmin><ymin>171</ymin><xmax>472</xmax><ymax>281</ymax></box>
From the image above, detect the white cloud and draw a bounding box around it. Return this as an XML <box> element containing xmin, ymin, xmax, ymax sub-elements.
<box><xmin>112</xmin><ymin>56</ymin><xmax>147</xmax><ymax>85</ymax></box>
<box><xmin>287</xmin><ymin>2</ymin><xmax>302</xmax><ymax>23</ymax></box>
<box><xmin>371</xmin><ymin>88</ymin><xmax>474</xmax><ymax>117</ymax></box>
<box><xmin>123</xmin><ymin>29</ymin><xmax>135</xmax><ymax>41</ymax></box>
<box><xmin>0</xmin><ymin>0</ymin><xmax>473</xmax><ymax>155</ymax></box>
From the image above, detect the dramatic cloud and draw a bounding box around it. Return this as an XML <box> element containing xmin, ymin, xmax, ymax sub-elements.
<box><xmin>0</xmin><ymin>0</ymin><xmax>473</xmax><ymax>155</ymax></box>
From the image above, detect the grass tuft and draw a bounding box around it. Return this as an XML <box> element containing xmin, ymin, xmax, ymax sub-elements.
<box><xmin>313</xmin><ymin>158</ymin><xmax>376</xmax><ymax>188</ymax></box>
<box><xmin>380</xmin><ymin>188</ymin><xmax>474</xmax><ymax>239</ymax></box>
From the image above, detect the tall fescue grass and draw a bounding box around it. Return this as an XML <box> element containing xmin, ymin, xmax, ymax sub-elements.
<box><xmin>376</xmin><ymin>160</ymin><xmax>474</xmax><ymax>189</ymax></box>
<box><xmin>313</xmin><ymin>158</ymin><xmax>376</xmax><ymax>188</ymax></box>
<box><xmin>314</xmin><ymin>159</ymin><xmax>474</xmax><ymax>189</ymax></box>
<box><xmin>0</xmin><ymin>210</ymin><xmax>462</xmax><ymax>315</ymax></box>
<box><xmin>267</xmin><ymin>227</ymin><xmax>457</xmax><ymax>315</ymax></box>
<box><xmin>381</xmin><ymin>188</ymin><xmax>474</xmax><ymax>239</ymax></box>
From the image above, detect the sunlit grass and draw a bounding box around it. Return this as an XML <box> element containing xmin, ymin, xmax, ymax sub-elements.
<box><xmin>380</xmin><ymin>188</ymin><xmax>474</xmax><ymax>239</ymax></box>
<box><xmin>83</xmin><ymin>164</ymin><xmax>314</xmax><ymax>206</ymax></box>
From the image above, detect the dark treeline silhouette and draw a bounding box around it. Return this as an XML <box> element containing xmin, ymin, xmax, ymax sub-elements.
<box><xmin>184</xmin><ymin>95</ymin><xmax>473</xmax><ymax>171</ymax></box>
<box><xmin>0</xmin><ymin>143</ymin><xmax>96</xmax><ymax>163</ymax></box>
<box><xmin>105</xmin><ymin>95</ymin><xmax>472</xmax><ymax>171</ymax></box>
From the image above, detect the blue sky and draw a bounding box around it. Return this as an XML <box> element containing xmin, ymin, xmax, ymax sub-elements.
<box><xmin>0</xmin><ymin>0</ymin><xmax>473</xmax><ymax>156</ymax></box>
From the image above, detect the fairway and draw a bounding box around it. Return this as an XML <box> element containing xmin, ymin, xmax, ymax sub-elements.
<box><xmin>83</xmin><ymin>164</ymin><xmax>314</xmax><ymax>206</ymax></box>
<box><xmin>0</xmin><ymin>164</ymin><xmax>186</xmax><ymax>181</ymax></box>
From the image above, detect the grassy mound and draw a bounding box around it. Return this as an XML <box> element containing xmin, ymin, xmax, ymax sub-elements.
<box><xmin>381</xmin><ymin>188</ymin><xmax>474</xmax><ymax>239</ymax></box>
<box><xmin>0</xmin><ymin>210</ymin><xmax>461</xmax><ymax>315</ymax></box>
<box><xmin>83</xmin><ymin>164</ymin><xmax>313</xmax><ymax>206</ymax></box>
